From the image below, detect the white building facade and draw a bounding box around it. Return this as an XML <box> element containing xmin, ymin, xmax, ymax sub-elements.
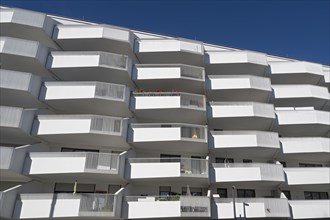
<box><xmin>0</xmin><ymin>6</ymin><xmax>329</xmax><ymax>220</ymax></box>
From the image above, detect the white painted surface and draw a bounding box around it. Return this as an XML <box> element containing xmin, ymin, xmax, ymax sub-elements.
<box><xmin>216</xmin><ymin>201</ymin><xmax>265</xmax><ymax>218</ymax></box>
<box><xmin>269</xmin><ymin>61</ymin><xmax>323</xmax><ymax>75</ymax></box>
<box><xmin>28</xmin><ymin>156</ymin><xmax>85</xmax><ymax>174</ymax></box>
<box><xmin>50</xmin><ymin>53</ymin><xmax>100</xmax><ymax>68</ymax></box>
<box><xmin>214</xmin><ymin>167</ymin><xmax>261</xmax><ymax>182</ymax></box>
<box><xmin>36</xmin><ymin>118</ymin><xmax>91</xmax><ymax>134</ymax></box>
<box><xmin>276</xmin><ymin>110</ymin><xmax>330</xmax><ymax>125</ymax></box>
<box><xmin>44</xmin><ymin>84</ymin><xmax>95</xmax><ymax>100</ymax></box>
<box><xmin>137</xmin><ymin>39</ymin><xmax>203</xmax><ymax>54</ymax></box>
<box><xmin>280</xmin><ymin>137</ymin><xmax>330</xmax><ymax>154</ymax></box>
<box><xmin>128</xmin><ymin>200</ymin><xmax>180</xmax><ymax>218</ymax></box>
<box><xmin>206</xmin><ymin>51</ymin><xmax>267</xmax><ymax>66</ymax></box>
<box><xmin>284</xmin><ymin>168</ymin><xmax>330</xmax><ymax>185</ymax></box>
<box><xmin>289</xmin><ymin>200</ymin><xmax>330</xmax><ymax>219</ymax></box>
<box><xmin>272</xmin><ymin>84</ymin><xmax>329</xmax><ymax>99</ymax></box>
<box><xmin>208</xmin><ymin>75</ymin><xmax>271</xmax><ymax>90</ymax></box>
<box><xmin>135</xmin><ymin>66</ymin><xmax>181</xmax><ymax>80</ymax></box>
<box><xmin>130</xmin><ymin>162</ymin><xmax>180</xmax><ymax>179</ymax></box>
<box><xmin>134</xmin><ymin>96</ymin><xmax>181</xmax><ymax>109</ymax></box>
<box><xmin>132</xmin><ymin>127</ymin><xmax>181</xmax><ymax>142</ymax></box>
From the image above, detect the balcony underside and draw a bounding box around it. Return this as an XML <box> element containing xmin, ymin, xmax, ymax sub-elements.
<box><xmin>27</xmin><ymin>172</ymin><xmax>126</xmax><ymax>185</ymax></box>
<box><xmin>0</xmin><ymin>88</ymin><xmax>44</xmax><ymax>108</ymax></box>
<box><xmin>274</xmin><ymin>97</ymin><xmax>328</xmax><ymax>109</ymax></box>
<box><xmin>207</xmin><ymin>89</ymin><xmax>271</xmax><ymax>102</ymax></box>
<box><xmin>209</xmin><ymin>146</ymin><xmax>279</xmax><ymax>158</ymax></box>
<box><xmin>0</xmin><ymin>169</ymin><xmax>30</xmax><ymax>182</ymax></box>
<box><xmin>0</xmin><ymin>127</ymin><xmax>38</xmax><ymax>145</ymax></box>
<box><xmin>0</xmin><ymin>54</ymin><xmax>53</xmax><ymax>78</ymax></box>
<box><xmin>49</xmin><ymin>67</ymin><xmax>134</xmax><ymax>87</ymax></box>
<box><xmin>36</xmin><ymin>133</ymin><xmax>130</xmax><ymax>150</ymax></box>
<box><xmin>277</xmin><ymin>124</ymin><xmax>329</xmax><ymax>137</ymax></box>
<box><xmin>278</xmin><ymin>151</ymin><xmax>330</xmax><ymax>162</ymax></box>
<box><xmin>0</xmin><ymin>23</ymin><xmax>58</xmax><ymax>49</ymax></box>
<box><xmin>129</xmin><ymin>176</ymin><xmax>209</xmax><ymax>186</ymax></box>
<box><xmin>205</xmin><ymin>63</ymin><xmax>267</xmax><ymax>76</ymax></box>
<box><xmin>208</xmin><ymin>117</ymin><xmax>274</xmax><ymax>131</ymax></box>
<box><xmin>136</xmin><ymin>52</ymin><xmax>204</xmax><ymax>66</ymax></box>
<box><xmin>43</xmin><ymin>99</ymin><xmax>132</xmax><ymax>118</ymax></box>
<box><xmin>132</xmin><ymin>109</ymin><xmax>206</xmax><ymax>124</ymax></box>
<box><xmin>55</xmin><ymin>38</ymin><xmax>135</xmax><ymax>58</ymax></box>
<box><xmin>133</xmin><ymin>78</ymin><xmax>205</xmax><ymax>94</ymax></box>
<box><xmin>271</xmin><ymin>73</ymin><xmax>323</xmax><ymax>85</ymax></box>
<box><xmin>130</xmin><ymin>141</ymin><xmax>208</xmax><ymax>154</ymax></box>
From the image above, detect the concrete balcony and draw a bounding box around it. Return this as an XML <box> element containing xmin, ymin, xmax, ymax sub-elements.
<box><xmin>129</xmin><ymin>123</ymin><xmax>208</xmax><ymax>153</ymax></box>
<box><xmin>276</xmin><ymin>109</ymin><xmax>330</xmax><ymax>137</ymax></box>
<box><xmin>131</xmin><ymin>92</ymin><xmax>206</xmax><ymax>124</ymax></box>
<box><xmin>133</xmin><ymin>64</ymin><xmax>205</xmax><ymax>94</ymax></box>
<box><xmin>323</xmin><ymin>66</ymin><xmax>329</xmax><ymax>85</ymax></box>
<box><xmin>212</xmin><ymin>198</ymin><xmax>290</xmax><ymax>219</ymax></box>
<box><xmin>0</xmin><ymin>8</ymin><xmax>58</xmax><ymax>48</ymax></box>
<box><xmin>0</xmin><ymin>106</ymin><xmax>37</xmax><ymax>145</ymax></box>
<box><xmin>32</xmin><ymin>115</ymin><xmax>129</xmax><ymax>150</ymax></box>
<box><xmin>279</xmin><ymin>137</ymin><xmax>330</xmax><ymax>162</ymax></box>
<box><xmin>0</xmin><ymin>37</ymin><xmax>53</xmax><ymax>78</ymax></box>
<box><xmin>47</xmin><ymin>51</ymin><xmax>134</xmax><ymax>87</ymax></box>
<box><xmin>205</xmin><ymin>51</ymin><xmax>268</xmax><ymax>76</ymax></box>
<box><xmin>40</xmin><ymin>81</ymin><xmax>131</xmax><ymax>117</ymax></box>
<box><xmin>125</xmin><ymin>195</ymin><xmax>211</xmax><ymax>219</ymax></box>
<box><xmin>284</xmin><ymin>167</ymin><xmax>330</xmax><ymax>187</ymax></box>
<box><xmin>0</xmin><ymin>69</ymin><xmax>44</xmax><ymax>108</ymax></box>
<box><xmin>272</xmin><ymin>84</ymin><xmax>329</xmax><ymax>109</ymax></box>
<box><xmin>13</xmin><ymin>191</ymin><xmax>124</xmax><ymax>219</ymax></box>
<box><xmin>211</xmin><ymin>163</ymin><xmax>285</xmax><ymax>187</ymax></box>
<box><xmin>208</xmin><ymin>102</ymin><xmax>275</xmax><ymax>130</ymax></box>
<box><xmin>209</xmin><ymin>130</ymin><xmax>280</xmax><ymax>158</ymax></box>
<box><xmin>269</xmin><ymin>61</ymin><xmax>324</xmax><ymax>84</ymax></box>
<box><xmin>206</xmin><ymin>75</ymin><xmax>272</xmax><ymax>102</ymax></box>
<box><xmin>127</xmin><ymin>157</ymin><xmax>208</xmax><ymax>184</ymax></box>
<box><xmin>0</xmin><ymin>146</ymin><xmax>30</xmax><ymax>182</ymax></box>
<box><xmin>289</xmin><ymin>200</ymin><xmax>330</xmax><ymax>219</ymax></box>
<box><xmin>53</xmin><ymin>24</ymin><xmax>135</xmax><ymax>56</ymax></box>
<box><xmin>23</xmin><ymin>151</ymin><xmax>126</xmax><ymax>184</ymax></box>
<box><xmin>135</xmin><ymin>38</ymin><xmax>204</xmax><ymax>66</ymax></box>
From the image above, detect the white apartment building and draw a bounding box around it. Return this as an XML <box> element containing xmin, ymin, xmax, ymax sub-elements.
<box><xmin>0</xmin><ymin>6</ymin><xmax>329</xmax><ymax>220</ymax></box>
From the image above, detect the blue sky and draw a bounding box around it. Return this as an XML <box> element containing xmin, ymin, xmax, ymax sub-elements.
<box><xmin>2</xmin><ymin>0</ymin><xmax>329</xmax><ymax>65</ymax></box>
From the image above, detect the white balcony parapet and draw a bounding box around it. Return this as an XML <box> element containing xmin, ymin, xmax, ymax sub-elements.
<box><xmin>128</xmin><ymin>157</ymin><xmax>208</xmax><ymax>180</ymax></box>
<box><xmin>289</xmin><ymin>200</ymin><xmax>330</xmax><ymax>219</ymax></box>
<box><xmin>208</xmin><ymin>102</ymin><xmax>275</xmax><ymax>130</ymax></box>
<box><xmin>133</xmin><ymin>64</ymin><xmax>205</xmax><ymax>93</ymax></box>
<box><xmin>207</xmin><ymin>75</ymin><xmax>272</xmax><ymax>102</ymax></box>
<box><xmin>25</xmin><ymin>151</ymin><xmax>125</xmax><ymax>175</ymax></box>
<box><xmin>40</xmin><ymin>81</ymin><xmax>131</xmax><ymax>117</ymax></box>
<box><xmin>275</xmin><ymin>109</ymin><xmax>330</xmax><ymax>136</ymax></box>
<box><xmin>212</xmin><ymin>163</ymin><xmax>285</xmax><ymax>183</ymax></box>
<box><xmin>135</xmin><ymin>38</ymin><xmax>204</xmax><ymax>66</ymax></box>
<box><xmin>209</xmin><ymin>130</ymin><xmax>280</xmax><ymax>157</ymax></box>
<box><xmin>129</xmin><ymin>123</ymin><xmax>208</xmax><ymax>153</ymax></box>
<box><xmin>47</xmin><ymin>51</ymin><xmax>133</xmax><ymax>86</ymax></box>
<box><xmin>205</xmin><ymin>51</ymin><xmax>268</xmax><ymax>75</ymax></box>
<box><xmin>280</xmin><ymin>137</ymin><xmax>330</xmax><ymax>161</ymax></box>
<box><xmin>323</xmin><ymin>66</ymin><xmax>329</xmax><ymax>84</ymax></box>
<box><xmin>0</xmin><ymin>8</ymin><xmax>58</xmax><ymax>48</ymax></box>
<box><xmin>0</xmin><ymin>69</ymin><xmax>43</xmax><ymax>108</ymax></box>
<box><xmin>0</xmin><ymin>147</ymin><xmax>13</xmax><ymax>170</ymax></box>
<box><xmin>213</xmin><ymin>198</ymin><xmax>290</xmax><ymax>219</ymax></box>
<box><xmin>53</xmin><ymin>24</ymin><xmax>135</xmax><ymax>55</ymax></box>
<box><xmin>125</xmin><ymin>195</ymin><xmax>210</xmax><ymax>219</ymax></box>
<box><xmin>0</xmin><ymin>37</ymin><xmax>53</xmax><ymax>77</ymax></box>
<box><xmin>284</xmin><ymin>167</ymin><xmax>330</xmax><ymax>185</ymax></box>
<box><xmin>0</xmin><ymin>106</ymin><xmax>37</xmax><ymax>145</ymax></box>
<box><xmin>13</xmin><ymin>192</ymin><xmax>123</xmax><ymax>219</ymax></box>
<box><xmin>272</xmin><ymin>84</ymin><xmax>329</xmax><ymax>109</ymax></box>
<box><xmin>269</xmin><ymin>61</ymin><xmax>324</xmax><ymax>84</ymax></box>
<box><xmin>33</xmin><ymin>114</ymin><xmax>129</xmax><ymax>149</ymax></box>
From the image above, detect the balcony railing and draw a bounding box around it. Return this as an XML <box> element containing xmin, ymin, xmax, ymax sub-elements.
<box><xmin>0</xmin><ymin>106</ymin><xmax>23</xmax><ymax>128</ymax></box>
<box><xmin>126</xmin><ymin>195</ymin><xmax>210</xmax><ymax>217</ymax></box>
<box><xmin>133</xmin><ymin>92</ymin><xmax>205</xmax><ymax>110</ymax></box>
<box><xmin>214</xmin><ymin>198</ymin><xmax>290</xmax><ymax>218</ymax></box>
<box><xmin>89</xmin><ymin>116</ymin><xmax>123</xmax><ymax>135</ymax></box>
<box><xmin>180</xmin><ymin>65</ymin><xmax>205</xmax><ymax>80</ymax></box>
<box><xmin>128</xmin><ymin>157</ymin><xmax>208</xmax><ymax>177</ymax></box>
<box><xmin>94</xmin><ymin>82</ymin><xmax>126</xmax><ymax>100</ymax></box>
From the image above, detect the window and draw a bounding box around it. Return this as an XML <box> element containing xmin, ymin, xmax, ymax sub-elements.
<box><xmin>237</xmin><ymin>189</ymin><xmax>256</xmax><ymax>198</ymax></box>
<box><xmin>216</xmin><ymin>158</ymin><xmax>234</xmax><ymax>163</ymax></box>
<box><xmin>304</xmin><ymin>191</ymin><xmax>329</xmax><ymax>200</ymax></box>
<box><xmin>282</xmin><ymin>190</ymin><xmax>291</xmax><ymax>200</ymax></box>
<box><xmin>160</xmin><ymin>154</ymin><xmax>180</xmax><ymax>162</ymax></box>
<box><xmin>299</xmin><ymin>163</ymin><xmax>322</xmax><ymax>167</ymax></box>
<box><xmin>217</xmin><ymin>188</ymin><xmax>228</xmax><ymax>198</ymax></box>
<box><xmin>243</xmin><ymin>159</ymin><xmax>252</xmax><ymax>163</ymax></box>
<box><xmin>159</xmin><ymin>186</ymin><xmax>171</xmax><ymax>196</ymax></box>
<box><xmin>54</xmin><ymin>183</ymin><xmax>95</xmax><ymax>193</ymax></box>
